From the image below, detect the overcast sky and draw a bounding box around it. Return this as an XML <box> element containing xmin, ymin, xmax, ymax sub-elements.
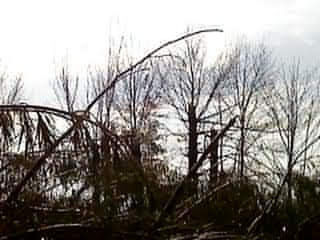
<box><xmin>0</xmin><ymin>0</ymin><xmax>319</xmax><ymax>105</ymax></box>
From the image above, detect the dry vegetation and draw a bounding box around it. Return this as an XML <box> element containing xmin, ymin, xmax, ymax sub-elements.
<box><xmin>1</xmin><ymin>29</ymin><xmax>320</xmax><ymax>240</ymax></box>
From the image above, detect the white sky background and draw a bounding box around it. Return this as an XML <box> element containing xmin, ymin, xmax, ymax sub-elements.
<box><xmin>0</xmin><ymin>0</ymin><xmax>320</xmax><ymax>105</ymax></box>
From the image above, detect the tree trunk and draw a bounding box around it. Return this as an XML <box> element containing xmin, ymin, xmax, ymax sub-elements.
<box><xmin>239</xmin><ymin>114</ymin><xmax>245</xmax><ymax>179</ymax></box>
<box><xmin>209</xmin><ymin>128</ymin><xmax>219</xmax><ymax>185</ymax></box>
<box><xmin>188</xmin><ymin>104</ymin><xmax>198</xmax><ymax>194</ymax></box>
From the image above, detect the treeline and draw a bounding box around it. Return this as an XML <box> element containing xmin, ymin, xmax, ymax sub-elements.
<box><xmin>1</xmin><ymin>29</ymin><xmax>320</xmax><ymax>239</ymax></box>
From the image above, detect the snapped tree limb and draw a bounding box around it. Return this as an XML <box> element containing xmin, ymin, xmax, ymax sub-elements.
<box><xmin>152</xmin><ymin>116</ymin><xmax>237</xmax><ymax>231</ymax></box>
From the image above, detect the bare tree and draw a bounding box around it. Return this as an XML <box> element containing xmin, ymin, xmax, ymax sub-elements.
<box><xmin>0</xmin><ymin>73</ymin><xmax>24</xmax><ymax>104</ymax></box>
<box><xmin>247</xmin><ymin>62</ymin><xmax>320</xmax><ymax>235</ymax></box>
<box><xmin>53</xmin><ymin>65</ymin><xmax>80</xmax><ymax>113</ymax></box>
<box><xmin>263</xmin><ymin>62</ymin><xmax>320</xmax><ymax>204</ymax></box>
<box><xmin>115</xmin><ymin>60</ymin><xmax>162</xmax><ymax>159</ymax></box>
<box><xmin>85</xmin><ymin>36</ymin><xmax>125</xmax><ymax>129</ymax></box>
<box><xmin>224</xmin><ymin>39</ymin><xmax>275</xmax><ymax>179</ymax></box>
<box><xmin>159</xmin><ymin>36</ymin><xmax>232</xmax><ymax>190</ymax></box>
